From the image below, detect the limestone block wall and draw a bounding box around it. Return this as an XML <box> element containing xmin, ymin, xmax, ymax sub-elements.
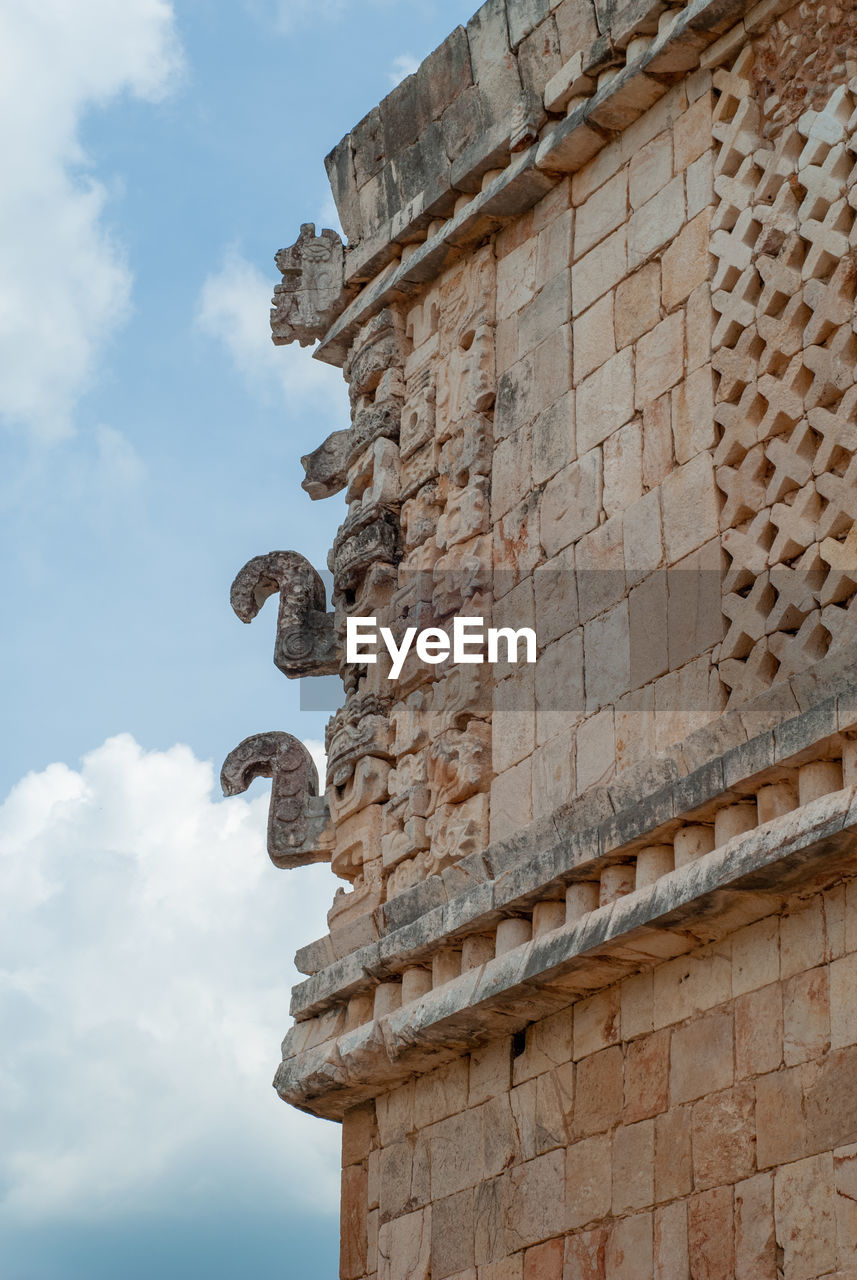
<box><xmin>487</xmin><ymin>71</ymin><xmax>722</xmax><ymax>842</ymax></box>
<box><xmin>276</xmin><ymin>0</ymin><xmax>857</xmax><ymax>1001</ymax></box>
<box><xmin>340</xmin><ymin>875</ymin><xmax>857</xmax><ymax>1279</ymax></box>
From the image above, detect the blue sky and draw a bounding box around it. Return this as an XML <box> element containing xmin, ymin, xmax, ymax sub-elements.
<box><xmin>0</xmin><ymin>2</ymin><xmax>476</xmax><ymax>1275</ymax></box>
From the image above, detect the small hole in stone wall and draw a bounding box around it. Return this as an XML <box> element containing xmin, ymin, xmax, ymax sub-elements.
<box><xmin>460</xmin><ymin>329</ymin><xmax>475</xmax><ymax>351</ymax></box>
<box><xmin>512</xmin><ymin>1029</ymin><xmax>527</xmax><ymax>1058</ymax></box>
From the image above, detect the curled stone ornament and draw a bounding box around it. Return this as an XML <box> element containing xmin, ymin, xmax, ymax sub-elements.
<box><xmin>230</xmin><ymin>550</ymin><xmax>339</xmax><ymax>677</ymax></box>
<box><xmin>221</xmin><ymin>732</ymin><xmax>333</xmax><ymax>869</ymax></box>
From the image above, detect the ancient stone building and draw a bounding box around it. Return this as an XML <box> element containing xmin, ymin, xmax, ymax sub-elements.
<box><xmin>222</xmin><ymin>0</ymin><xmax>857</xmax><ymax>1274</ymax></box>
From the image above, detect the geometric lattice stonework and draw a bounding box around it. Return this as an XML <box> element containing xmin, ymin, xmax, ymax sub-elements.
<box><xmin>712</xmin><ymin>45</ymin><xmax>857</xmax><ymax>705</ymax></box>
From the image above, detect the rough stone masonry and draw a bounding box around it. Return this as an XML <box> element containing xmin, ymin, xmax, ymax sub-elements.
<box><xmin>221</xmin><ymin>0</ymin><xmax>857</xmax><ymax>1274</ymax></box>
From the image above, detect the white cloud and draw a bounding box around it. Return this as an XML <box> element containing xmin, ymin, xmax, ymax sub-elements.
<box><xmin>389</xmin><ymin>53</ymin><xmax>420</xmax><ymax>86</ymax></box>
<box><xmin>302</xmin><ymin>738</ymin><xmax>328</xmax><ymax>786</ymax></box>
<box><xmin>317</xmin><ymin>192</ymin><xmax>345</xmax><ymax>239</ymax></box>
<box><xmin>0</xmin><ymin>735</ymin><xmax>340</xmax><ymax>1225</ymax></box>
<box><xmin>0</xmin><ymin>0</ymin><xmax>183</xmax><ymax>441</ymax></box>
<box><xmin>195</xmin><ymin>249</ymin><xmax>346</xmax><ymax>412</ymax></box>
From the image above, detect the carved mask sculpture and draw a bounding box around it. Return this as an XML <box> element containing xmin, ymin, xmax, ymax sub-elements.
<box><xmin>221</xmin><ymin>732</ymin><xmax>333</xmax><ymax>869</ymax></box>
<box><xmin>270</xmin><ymin>224</ymin><xmax>350</xmax><ymax>348</ymax></box>
<box><xmin>230</xmin><ymin>550</ymin><xmax>338</xmax><ymax>677</ymax></box>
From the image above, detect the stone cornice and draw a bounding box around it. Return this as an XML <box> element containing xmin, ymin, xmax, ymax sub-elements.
<box><xmin>278</xmin><ymin>784</ymin><xmax>857</xmax><ymax>1118</ymax></box>
<box><xmin>314</xmin><ymin>0</ymin><xmax>788</xmax><ymax>367</ymax></box>
<box><xmin>293</xmin><ymin>644</ymin><xmax>857</xmax><ymax>998</ymax></box>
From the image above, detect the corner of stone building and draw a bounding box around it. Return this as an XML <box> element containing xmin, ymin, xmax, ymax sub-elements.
<box><xmin>223</xmin><ymin>0</ymin><xmax>857</xmax><ymax>1275</ymax></box>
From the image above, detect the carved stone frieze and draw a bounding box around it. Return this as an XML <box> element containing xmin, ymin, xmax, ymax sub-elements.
<box><xmin>428</xmin><ymin>721</ymin><xmax>492</xmax><ymax>809</ymax></box>
<box><xmin>712</xmin><ymin>52</ymin><xmax>857</xmax><ymax>705</ymax></box>
<box><xmin>331</xmin><ymin>512</ymin><xmax>400</xmax><ymax>594</ymax></box>
<box><xmin>345</xmin><ymin>437</ymin><xmax>402</xmax><ymax>511</ymax></box>
<box><xmin>331</xmin><ymin>805</ymin><xmax>384</xmax><ymax>882</ymax></box>
<box><xmin>430</xmin><ymin>664</ymin><xmax>493</xmax><ymax>734</ymax></box>
<box><xmin>435</xmin><ymin>325</ymin><xmax>497</xmax><ymax>434</ymax></box>
<box><xmin>325</xmin><ymin>692</ymin><xmax>394</xmax><ymax>787</ymax></box>
<box><xmin>328</xmin><ymin>754</ymin><xmax>391</xmax><ymax>824</ymax></box>
<box><xmin>230</xmin><ymin>551</ymin><xmax>338</xmax><ymax>677</ymax></box>
<box><xmin>344</xmin><ymin>308</ymin><xmax>408</xmax><ymax>400</ymax></box>
<box><xmin>438</xmin><ymin>415</ymin><xmax>493</xmax><ymax>487</ymax></box>
<box><xmin>400</xmin><ymin>374</ymin><xmax>437</xmax><ymax>460</ymax></box>
<box><xmin>220</xmin><ymin>732</ymin><xmax>333</xmax><ymax>869</ymax></box>
<box><xmin>381</xmin><ymin>809</ymin><xmax>430</xmax><ymax>870</ymax></box>
<box><xmin>270</xmin><ymin>224</ymin><xmax>350</xmax><ymax>348</ymax></box>
<box><xmin>390</xmin><ymin>689</ymin><xmax>432</xmax><ymax>756</ymax></box>
<box><xmin>401</xmin><ymin>482</ymin><xmax>444</xmax><ymax>552</ymax></box>
<box><xmin>436</xmin><ymin>476</ymin><xmax>491</xmax><ymax>550</ymax></box>
<box><xmin>347</xmin><ymin>401</ymin><xmax>402</xmax><ymax>466</ymax></box>
<box><xmin>425</xmin><ymin>792</ymin><xmax>489</xmax><ymax>869</ymax></box>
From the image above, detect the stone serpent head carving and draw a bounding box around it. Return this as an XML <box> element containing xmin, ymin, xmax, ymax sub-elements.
<box><xmin>301</xmin><ymin>429</ymin><xmax>349</xmax><ymax>500</ymax></box>
<box><xmin>230</xmin><ymin>551</ymin><xmax>339</xmax><ymax>677</ymax></box>
<box><xmin>221</xmin><ymin>732</ymin><xmax>333</xmax><ymax>869</ymax></box>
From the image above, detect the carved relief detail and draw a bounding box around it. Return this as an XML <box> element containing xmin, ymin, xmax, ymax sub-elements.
<box><xmin>270</xmin><ymin>224</ymin><xmax>350</xmax><ymax>348</ymax></box>
<box><xmin>241</xmin><ymin>234</ymin><xmax>499</xmax><ymax>906</ymax></box>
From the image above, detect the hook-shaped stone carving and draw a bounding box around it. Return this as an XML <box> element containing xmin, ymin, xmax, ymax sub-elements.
<box><xmin>221</xmin><ymin>732</ymin><xmax>333</xmax><ymax>869</ymax></box>
<box><xmin>301</xmin><ymin>429</ymin><xmax>349</xmax><ymax>500</ymax></box>
<box><xmin>230</xmin><ymin>551</ymin><xmax>339</xmax><ymax>677</ymax></box>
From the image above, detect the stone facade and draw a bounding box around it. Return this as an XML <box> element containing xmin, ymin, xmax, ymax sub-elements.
<box><xmin>223</xmin><ymin>0</ymin><xmax>857</xmax><ymax>1275</ymax></box>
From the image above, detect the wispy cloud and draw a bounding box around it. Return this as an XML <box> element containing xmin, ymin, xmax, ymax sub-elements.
<box><xmin>388</xmin><ymin>53</ymin><xmax>420</xmax><ymax>86</ymax></box>
<box><xmin>195</xmin><ymin>248</ymin><xmax>346</xmax><ymax>412</ymax></box>
<box><xmin>0</xmin><ymin>0</ymin><xmax>183</xmax><ymax>442</ymax></box>
<box><xmin>0</xmin><ymin>734</ymin><xmax>339</xmax><ymax>1225</ymax></box>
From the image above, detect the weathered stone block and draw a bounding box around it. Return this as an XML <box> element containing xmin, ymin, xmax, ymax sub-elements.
<box><xmin>661</xmin><ymin>452</ymin><xmax>720</xmax><ymax>564</ymax></box>
<box><xmin>505</xmin><ymin>1149</ymin><xmax>571</xmax><ymax>1250</ymax></box>
<box><xmin>612</xmin><ymin>1119</ymin><xmax>655</xmax><ymax>1213</ymax></box>
<box><xmin>783</xmin><ymin>965</ymin><xmax>830</xmax><ymax>1066</ymax></box>
<box><xmin>574</xmin><ymin>1045</ymin><xmax>623</xmax><ymax>1136</ymax></box>
<box><xmin>670</xmin><ymin>1012</ymin><xmax>733</xmax><ymax>1104</ymax></box>
<box><xmin>524</xmin><ymin>1236</ymin><xmax>564</xmax><ymax>1280</ymax></box>
<box><xmin>573</xmin><ymin>228</ymin><xmax>628</xmax><ymax>316</ymax></box>
<box><xmin>687</xmin><ymin>1186</ymin><xmax>734</xmax><ymax>1280</ymax></box>
<box><xmin>576</xmin><ymin>348</ymin><xmax>635</xmax><ymax>452</ymax></box>
<box><xmin>606</xmin><ymin>1211</ymin><xmax>654</xmax><ymax>1280</ymax></box>
<box><xmin>654</xmin><ymin>1200</ymin><xmax>689</xmax><ymax>1280</ymax></box>
<box><xmin>566</xmin><ymin>1133</ymin><xmax>612</xmax><ymax>1229</ymax></box>
<box><xmin>342</xmin><ymin>1163</ymin><xmax>369</xmax><ymax>1280</ymax></box>
<box><xmin>735</xmin><ymin>983</ymin><xmax>783</xmax><ymax>1078</ymax></box>
<box><xmin>432</xmin><ymin>1190</ymin><xmax>475</xmax><ymax>1279</ymax></box>
<box><xmin>755</xmin><ymin>1066</ymin><xmax>807</xmax><ymax>1169</ymax></box>
<box><xmin>541</xmin><ymin>449</ymin><xmax>602</xmax><ymax>557</ymax></box>
<box><xmin>774</xmin><ymin>1153</ymin><xmax>837</xmax><ymax>1280</ymax></box>
<box><xmin>691</xmin><ymin>1082</ymin><xmax>755</xmax><ymax>1189</ymax></box>
<box><xmin>624</xmin><ymin>1027</ymin><xmax>670</xmax><ymax>1122</ymax></box>
<box><xmin>655</xmin><ymin>1106</ymin><xmax>693</xmax><ymax>1203</ymax></box>
<box><xmin>734</xmin><ymin>1173</ymin><xmax>776</xmax><ymax>1280</ymax></box>
<box><xmin>575</xmin><ymin>171</ymin><xmax>628</xmax><ymax>260</ymax></box>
